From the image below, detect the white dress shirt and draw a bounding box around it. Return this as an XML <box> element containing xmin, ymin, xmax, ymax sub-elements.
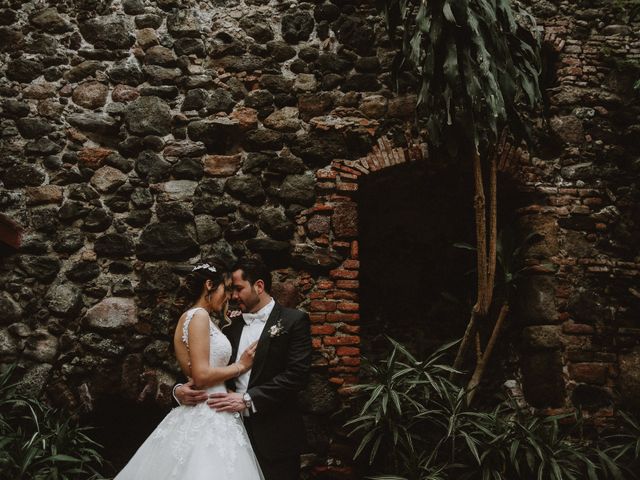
<box><xmin>235</xmin><ymin>298</ymin><xmax>275</xmax><ymax>397</ymax></box>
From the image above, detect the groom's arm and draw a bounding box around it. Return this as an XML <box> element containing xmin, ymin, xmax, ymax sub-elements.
<box><xmin>247</xmin><ymin>312</ymin><xmax>311</xmax><ymax>414</ymax></box>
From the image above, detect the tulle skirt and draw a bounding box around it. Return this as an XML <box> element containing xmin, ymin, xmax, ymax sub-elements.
<box><xmin>115</xmin><ymin>401</ymin><xmax>264</xmax><ymax>480</ymax></box>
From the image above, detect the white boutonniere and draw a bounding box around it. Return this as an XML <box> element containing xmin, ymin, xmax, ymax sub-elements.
<box><xmin>268</xmin><ymin>319</ymin><xmax>286</xmax><ymax>338</ymax></box>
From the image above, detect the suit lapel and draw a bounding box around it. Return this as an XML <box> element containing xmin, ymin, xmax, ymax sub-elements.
<box><xmin>249</xmin><ymin>302</ymin><xmax>281</xmax><ymax>387</ymax></box>
<box><xmin>224</xmin><ymin>316</ymin><xmax>245</xmax><ymax>364</ymax></box>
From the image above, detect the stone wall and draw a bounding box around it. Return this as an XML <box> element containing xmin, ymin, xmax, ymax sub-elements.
<box><xmin>0</xmin><ymin>0</ymin><xmax>639</xmax><ymax>476</ymax></box>
<box><xmin>0</xmin><ymin>0</ymin><xmax>419</xmax><ymax>474</ymax></box>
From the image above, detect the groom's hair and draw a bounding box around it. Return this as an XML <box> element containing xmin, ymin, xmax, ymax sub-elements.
<box><xmin>234</xmin><ymin>257</ymin><xmax>272</xmax><ymax>294</ymax></box>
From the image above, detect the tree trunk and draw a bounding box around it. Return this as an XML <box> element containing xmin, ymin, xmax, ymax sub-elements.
<box><xmin>451</xmin><ymin>306</ymin><xmax>478</xmax><ymax>374</ymax></box>
<box><xmin>466</xmin><ymin>303</ymin><xmax>509</xmax><ymax>405</ymax></box>
<box><xmin>472</xmin><ymin>149</ymin><xmax>488</xmax><ymax>315</ymax></box>
<box><xmin>486</xmin><ymin>152</ymin><xmax>498</xmax><ymax>308</ymax></box>
<box><xmin>451</xmin><ymin>149</ymin><xmax>488</xmax><ymax>375</ymax></box>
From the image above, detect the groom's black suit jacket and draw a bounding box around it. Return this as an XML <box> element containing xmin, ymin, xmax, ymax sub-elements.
<box><xmin>224</xmin><ymin>302</ymin><xmax>312</xmax><ymax>461</ymax></box>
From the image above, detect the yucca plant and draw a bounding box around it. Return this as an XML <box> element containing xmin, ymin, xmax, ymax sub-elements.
<box><xmin>597</xmin><ymin>410</ymin><xmax>640</xmax><ymax>479</ymax></box>
<box><xmin>377</xmin><ymin>0</ymin><xmax>543</xmax><ymax>403</ymax></box>
<box><xmin>346</xmin><ymin>338</ymin><xmax>637</xmax><ymax>480</ymax></box>
<box><xmin>0</xmin><ymin>364</ymin><xmax>108</xmax><ymax>480</ymax></box>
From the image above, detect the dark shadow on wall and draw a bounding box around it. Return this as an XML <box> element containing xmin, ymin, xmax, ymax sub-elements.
<box><xmin>82</xmin><ymin>395</ymin><xmax>169</xmax><ymax>475</ymax></box>
<box><xmin>357</xmin><ymin>160</ymin><xmax>476</xmax><ymax>360</ymax></box>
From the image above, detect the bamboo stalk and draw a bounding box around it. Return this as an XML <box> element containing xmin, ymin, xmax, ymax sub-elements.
<box><xmin>466</xmin><ymin>303</ymin><xmax>510</xmax><ymax>405</ymax></box>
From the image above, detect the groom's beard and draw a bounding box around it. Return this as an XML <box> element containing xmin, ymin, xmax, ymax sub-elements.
<box><xmin>237</xmin><ymin>290</ymin><xmax>261</xmax><ymax>313</ymax></box>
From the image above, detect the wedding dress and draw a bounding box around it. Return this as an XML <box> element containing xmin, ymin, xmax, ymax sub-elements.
<box><xmin>115</xmin><ymin>307</ymin><xmax>264</xmax><ymax>480</ymax></box>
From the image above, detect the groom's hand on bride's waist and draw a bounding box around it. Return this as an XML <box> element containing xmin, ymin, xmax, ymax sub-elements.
<box><xmin>207</xmin><ymin>392</ymin><xmax>245</xmax><ymax>413</ymax></box>
<box><xmin>175</xmin><ymin>380</ymin><xmax>208</xmax><ymax>406</ymax></box>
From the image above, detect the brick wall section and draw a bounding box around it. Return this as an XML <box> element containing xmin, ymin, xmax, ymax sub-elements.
<box><xmin>511</xmin><ymin>5</ymin><xmax>640</xmax><ymax>416</ymax></box>
<box><xmin>299</xmin><ymin>139</ymin><xmax>426</xmax><ymax>396</ymax></box>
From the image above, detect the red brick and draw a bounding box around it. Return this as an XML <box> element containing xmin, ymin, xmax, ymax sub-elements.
<box><xmin>336</xmin><ymin>280</ymin><xmax>359</xmax><ymax>290</ymax></box>
<box><xmin>350</xmin><ymin>241</ymin><xmax>359</xmax><ymax>259</ymax></box>
<box><xmin>309</xmin><ymin>300</ymin><xmax>337</xmax><ymax>312</ymax></box>
<box><xmin>309</xmin><ymin>292</ymin><xmax>326</xmax><ymax>299</ymax></box>
<box><xmin>312</xmin><ymin>325</ymin><xmax>336</xmax><ymax>335</ymax></box>
<box><xmin>343</xmin><ymin>259</ymin><xmax>360</xmax><ymax>269</ymax></box>
<box><xmin>327</xmin><ymin>313</ymin><xmax>359</xmax><ymax>322</ymax></box>
<box><xmin>316</xmin><ymin>280</ymin><xmax>335</xmax><ymax>289</ymax></box>
<box><xmin>326</xmin><ymin>290</ymin><xmax>358</xmax><ymax>301</ymax></box>
<box><xmin>336</xmin><ymin>182</ymin><xmax>358</xmax><ymax>192</ymax></box>
<box><xmin>330</xmin><ymin>269</ymin><xmax>358</xmax><ymax>279</ymax></box>
<box><xmin>312</xmin><ymin>338</ymin><xmax>322</xmax><ymax>348</ymax></box>
<box><xmin>338</xmin><ymin>302</ymin><xmax>359</xmax><ymax>312</ymax></box>
<box><xmin>313</xmin><ymin>203</ymin><xmax>334</xmax><ymax>212</ymax></box>
<box><xmin>328</xmin><ymin>377</ymin><xmax>345</xmax><ymax>385</ymax></box>
<box><xmin>324</xmin><ymin>335</ymin><xmax>360</xmax><ymax>346</ymax></box>
<box><xmin>309</xmin><ymin>313</ymin><xmax>326</xmax><ymax>323</ymax></box>
<box><xmin>341</xmin><ymin>356</ymin><xmax>361</xmax><ymax>366</ymax></box>
<box><xmin>316</xmin><ymin>170</ymin><xmax>338</xmax><ymax>180</ymax></box>
<box><xmin>337</xmin><ymin>346</ymin><xmax>360</xmax><ymax>356</ymax></box>
<box><xmin>569</xmin><ymin>363</ymin><xmax>607</xmax><ymax>385</ymax></box>
<box><xmin>339</xmin><ymin>324</ymin><xmax>360</xmax><ymax>334</ymax></box>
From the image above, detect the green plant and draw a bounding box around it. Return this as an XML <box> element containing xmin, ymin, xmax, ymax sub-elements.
<box><xmin>346</xmin><ymin>338</ymin><xmax>639</xmax><ymax>480</ymax></box>
<box><xmin>0</xmin><ymin>364</ymin><xmax>108</xmax><ymax>480</ymax></box>
<box><xmin>377</xmin><ymin>0</ymin><xmax>543</xmax><ymax>397</ymax></box>
<box><xmin>452</xmin><ymin>227</ymin><xmax>552</xmax><ymax>402</ymax></box>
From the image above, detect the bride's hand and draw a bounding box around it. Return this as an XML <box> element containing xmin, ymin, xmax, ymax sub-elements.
<box><xmin>238</xmin><ymin>341</ymin><xmax>258</xmax><ymax>372</ymax></box>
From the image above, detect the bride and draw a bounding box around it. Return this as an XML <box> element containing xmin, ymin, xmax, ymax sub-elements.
<box><xmin>115</xmin><ymin>262</ymin><xmax>264</xmax><ymax>480</ymax></box>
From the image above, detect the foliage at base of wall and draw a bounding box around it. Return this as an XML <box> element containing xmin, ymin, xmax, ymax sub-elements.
<box><xmin>345</xmin><ymin>338</ymin><xmax>640</xmax><ymax>480</ymax></box>
<box><xmin>0</xmin><ymin>364</ymin><xmax>108</xmax><ymax>480</ymax></box>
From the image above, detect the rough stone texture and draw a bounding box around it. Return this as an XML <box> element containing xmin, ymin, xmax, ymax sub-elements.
<box><xmin>46</xmin><ymin>284</ymin><xmax>82</xmax><ymax>317</ymax></box>
<box><xmin>73</xmin><ymin>82</ymin><xmax>109</xmax><ymax>109</ymax></box>
<box><xmin>0</xmin><ymin>292</ymin><xmax>22</xmax><ymax>325</ymax></box>
<box><xmin>91</xmin><ymin>166</ymin><xmax>128</xmax><ymax>193</ymax></box>
<box><xmin>203</xmin><ymin>154</ymin><xmax>242</xmax><ymax>177</ymax></box>
<box><xmin>136</xmin><ymin>222</ymin><xmax>199</xmax><ymax>260</ymax></box>
<box><xmin>125</xmin><ymin>96</ymin><xmax>172</xmax><ymax>136</ymax></box>
<box><xmin>84</xmin><ymin>297</ymin><xmax>137</xmax><ymax>331</ymax></box>
<box><xmin>618</xmin><ymin>348</ymin><xmax>640</xmax><ymax>409</ymax></box>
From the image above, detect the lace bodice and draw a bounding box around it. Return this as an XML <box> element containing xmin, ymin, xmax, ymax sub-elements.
<box><xmin>181</xmin><ymin>308</ymin><xmax>232</xmax><ymax>392</ymax></box>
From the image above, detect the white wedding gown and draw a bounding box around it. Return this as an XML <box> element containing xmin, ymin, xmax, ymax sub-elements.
<box><xmin>115</xmin><ymin>308</ymin><xmax>264</xmax><ymax>480</ymax></box>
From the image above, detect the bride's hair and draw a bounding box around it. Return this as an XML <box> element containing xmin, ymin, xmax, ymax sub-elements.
<box><xmin>184</xmin><ymin>261</ymin><xmax>231</xmax><ymax>328</ymax></box>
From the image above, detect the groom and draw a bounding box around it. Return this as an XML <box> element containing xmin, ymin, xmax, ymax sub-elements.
<box><xmin>175</xmin><ymin>257</ymin><xmax>312</xmax><ymax>480</ymax></box>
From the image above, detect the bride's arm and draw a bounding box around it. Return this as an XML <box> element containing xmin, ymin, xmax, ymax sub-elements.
<box><xmin>187</xmin><ymin>312</ymin><xmax>253</xmax><ymax>388</ymax></box>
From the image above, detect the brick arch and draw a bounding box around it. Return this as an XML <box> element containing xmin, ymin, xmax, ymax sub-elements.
<box><xmin>296</xmin><ymin>137</ymin><xmax>427</xmax><ymax>395</ymax></box>
<box><xmin>297</xmin><ymin>134</ymin><xmax>531</xmax><ymax>394</ymax></box>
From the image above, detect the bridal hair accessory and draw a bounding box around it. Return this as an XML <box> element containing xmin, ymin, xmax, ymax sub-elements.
<box><xmin>193</xmin><ymin>263</ymin><xmax>217</xmax><ymax>273</ymax></box>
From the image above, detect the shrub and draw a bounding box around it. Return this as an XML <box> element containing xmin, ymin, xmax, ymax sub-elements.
<box><xmin>0</xmin><ymin>364</ymin><xmax>108</xmax><ymax>480</ymax></box>
<box><xmin>346</xmin><ymin>338</ymin><xmax>640</xmax><ymax>480</ymax></box>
